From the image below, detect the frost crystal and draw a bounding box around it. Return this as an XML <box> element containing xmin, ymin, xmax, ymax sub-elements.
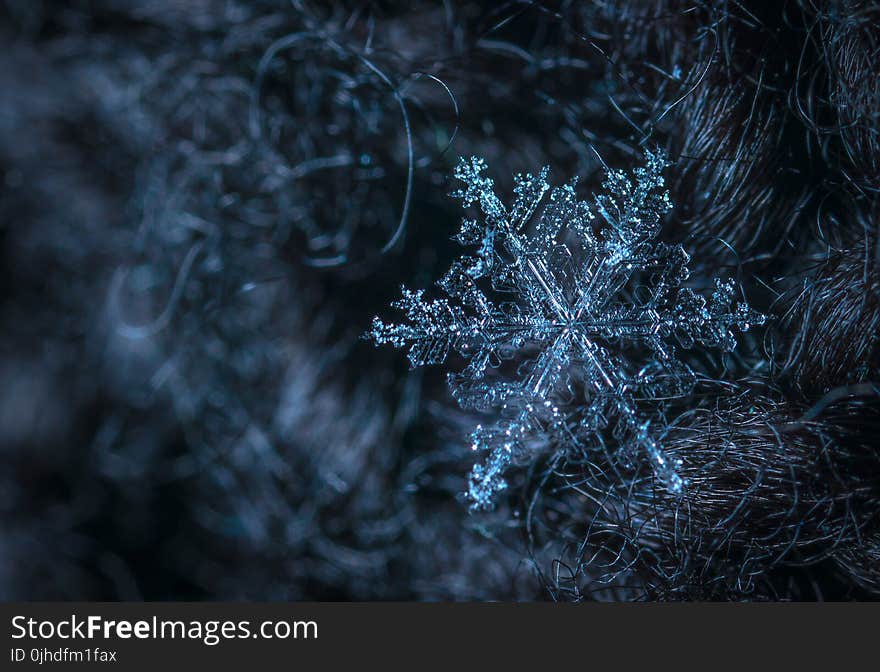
<box><xmin>371</xmin><ymin>151</ymin><xmax>764</xmax><ymax>510</ymax></box>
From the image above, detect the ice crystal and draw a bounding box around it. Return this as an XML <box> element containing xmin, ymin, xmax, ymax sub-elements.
<box><xmin>371</xmin><ymin>151</ymin><xmax>764</xmax><ymax>510</ymax></box>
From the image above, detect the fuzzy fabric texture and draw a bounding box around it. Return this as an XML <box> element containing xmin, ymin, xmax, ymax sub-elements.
<box><xmin>1</xmin><ymin>1</ymin><xmax>878</xmax><ymax>600</ymax></box>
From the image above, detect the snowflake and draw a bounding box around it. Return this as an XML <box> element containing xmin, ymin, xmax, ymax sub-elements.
<box><xmin>371</xmin><ymin>150</ymin><xmax>764</xmax><ymax>510</ymax></box>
